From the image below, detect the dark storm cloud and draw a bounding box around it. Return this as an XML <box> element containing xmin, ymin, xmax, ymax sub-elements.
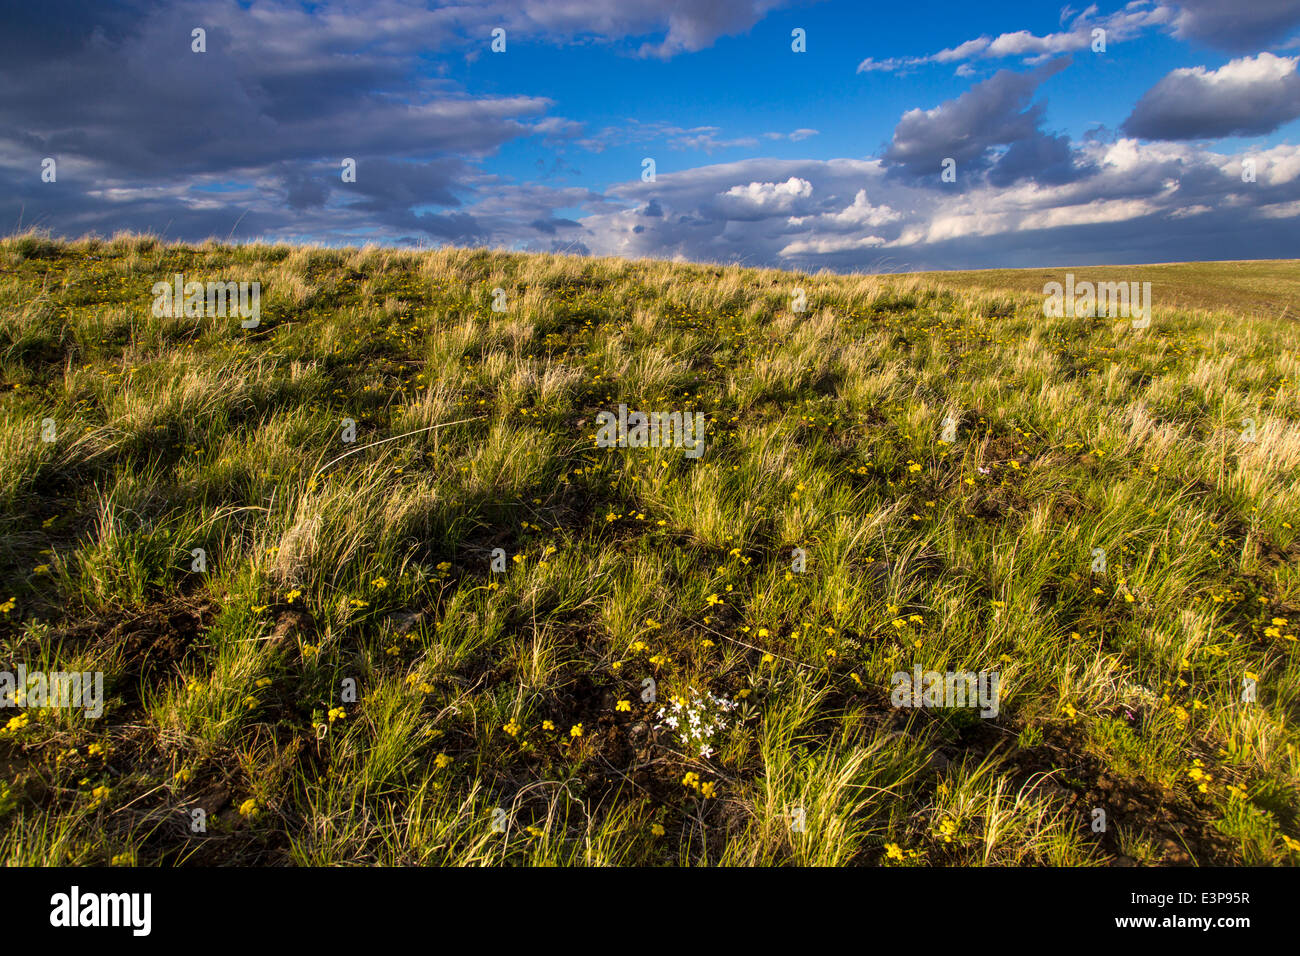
<box><xmin>334</xmin><ymin>159</ymin><xmax>472</xmax><ymax>212</ymax></box>
<box><xmin>0</xmin><ymin>0</ymin><xmax>582</xmax><ymax>243</ymax></box>
<box><xmin>0</xmin><ymin>5</ymin><xmax>548</xmax><ymax>177</ymax></box>
<box><xmin>882</xmin><ymin>58</ymin><xmax>1077</xmax><ymax>183</ymax></box>
<box><xmin>284</xmin><ymin>170</ymin><xmax>329</xmax><ymax>210</ymax></box>
<box><xmin>1168</xmin><ymin>0</ymin><xmax>1300</xmax><ymax>53</ymax></box>
<box><xmin>528</xmin><ymin>217</ymin><xmax>580</xmax><ymax>234</ymax></box>
<box><xmin>989</xmin><ymin>131</ymin><xmax>1094</xmax><ymax>187</ymax></box>
<box><xmin>1122</xmin><ymin>53</ymin><xmax>1300</xmax><ymax>140</ymax></box>
<box><xmin>0</xmin><ymin>0</ymin><xmax>154</xmax><ymax>66</ymax></box>
<box><xmin>404</xmin><ymin>210</ymin><xmax>483</xmax><ymax>241</ymax></box>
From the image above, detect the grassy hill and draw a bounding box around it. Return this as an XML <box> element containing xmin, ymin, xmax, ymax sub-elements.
<box><xmin>1</xmin><ymin>233</ymin><xmax>1297</xmax><ymax>866</ymax></box>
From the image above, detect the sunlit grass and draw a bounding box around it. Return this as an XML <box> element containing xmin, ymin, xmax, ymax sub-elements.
<box><xmin>0</xmin><ymin>231</ymin><xmax>1297</xmax><ymax>866</ymax></box>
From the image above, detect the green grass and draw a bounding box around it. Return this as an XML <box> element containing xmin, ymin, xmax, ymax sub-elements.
<box><xmin>1</xmin><ymin>231</ymin><xmax>1297</xmax><ymax>866</ymax></box>
<box><xmin>914</xmin><ymin>260</ymin><xmax>1300</xmax><ymax>320</ymax></box>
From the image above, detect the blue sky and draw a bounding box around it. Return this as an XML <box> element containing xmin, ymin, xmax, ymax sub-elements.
<box><xmin>3</xmin><ymin>0</ymin><xmax>1300</xmax><ymax>270</ymax></box>
<box><xmin>474</xmin><ymin>6</ymin><xmax>1198</xmax><ymax>185</ymax></box>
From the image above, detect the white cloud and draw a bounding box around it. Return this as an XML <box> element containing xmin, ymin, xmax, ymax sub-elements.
<box><xmin>857</xmin><ymin>3</ymin><xmax>1300</xmax><ymax>77</ymax></box>
<box><xmin>779</xmin><ymin>235</ymin><xmax>887</xmax><ymax>255</ymax></box>
<box><xmin>717</xmin><ymin>177</ymin><xmax>814</xmax><ymax>216</ymax></box>
<box><xmin>1259</xmin><ymin>198</ymin><xmax>1300</xmax><ymax>217</ymax></box>
<box><xmin>857</xmin><ymin>4</ymin><xmax>1168</xmax><ymax>73</ymax></box>
<box><xmin>1257</xmin><ymin>143</ymin><xmax>1300</xmax><ymax>184</ymax></box>
<box><xmin>789</xmin><ymin>189</ymin><xmax>901</xmax><ymax>229</ymax></box>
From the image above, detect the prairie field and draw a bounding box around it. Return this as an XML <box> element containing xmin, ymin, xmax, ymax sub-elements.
<box><xmin>1</xmin><ymin>232</ymin><xmax>1297</xmax><ymax>866</ymax></box>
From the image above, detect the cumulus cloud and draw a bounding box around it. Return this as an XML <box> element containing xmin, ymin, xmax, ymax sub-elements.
<box><xmin>716</xmin><ymin>177</ymin><xmax>814</xmax><ymax>217</ymax></box>
<box><xmin>789</xmin><ymin>189</ymin><xmax>901</xmax><ymax>228</ymax></box>
<box><xmin>575</xmin><ymin>141</ymin><xmax>1300</xmax><ymax>271</ymax></box>
<box><xmin>1123</xmin><ymin>53</ymin><xmax>1300</xmax><ymax>139</ymax></box>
